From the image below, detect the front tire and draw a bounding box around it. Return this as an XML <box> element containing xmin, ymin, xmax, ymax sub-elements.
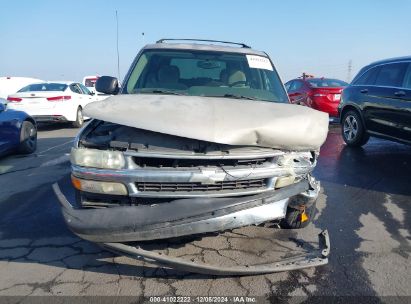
<box><xmin>18</xmin><ymin>120</ymin><xmax>37</xmax><ymax>154</ymax></box>
<box><xmin>341</xmin><ymin>110</ymin><xmax>369</xmax><ymax>147</ymax></box>
<box><xmin>72</xmin><ymin>107</ymin><xmax>84</xmax><ymax>128</ymax></box>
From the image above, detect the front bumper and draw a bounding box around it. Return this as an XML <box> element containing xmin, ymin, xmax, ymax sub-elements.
<box><xmin>53</xmin><ymin>179</ymin><xmax>318</xmax><ymax>243</ymax></box>
<box><xmin>103</xmin><ymin>230</ymin><xmax>330</xmax><ymax>276</ymax></box>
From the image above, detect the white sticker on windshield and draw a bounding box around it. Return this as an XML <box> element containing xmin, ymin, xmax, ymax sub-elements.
<box><xmin>246</xmin><ymin>55</ymin><xmax>273</xmax><ymax>71</ymax></box>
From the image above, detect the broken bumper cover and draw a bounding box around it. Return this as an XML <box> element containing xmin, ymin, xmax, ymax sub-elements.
<box><xmin>53</xmin><ymin>180</ymin><xmax>317</xmax><ymax>243</ymax></box>
<box><xmin>102</xmin><ymin>230</ymin><xmax>330</xmax><ymax>276</ymax></box>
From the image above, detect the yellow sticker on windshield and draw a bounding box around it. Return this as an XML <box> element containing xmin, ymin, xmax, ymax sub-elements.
<box><xmin>246</xmin><ymin>55</ymin><xmax>273</xmax><ymax>71</ymax></box>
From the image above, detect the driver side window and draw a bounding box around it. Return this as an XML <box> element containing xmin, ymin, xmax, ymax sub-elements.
<box><xmin>70</xmin><ymin>84</ymin><xmax>82</xmax><ymax>94</ymax></box>
<box><xmin>78</xmin><ymin>84</ymin><xmax>91</xmax><ymax>95</ymax></box>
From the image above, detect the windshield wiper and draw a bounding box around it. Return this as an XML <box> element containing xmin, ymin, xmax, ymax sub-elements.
<box><xmin>142</xmin><ymin>89</ymin><xmax>187</xmax><ymax>96</ymax></box>
<box><xmin>218</xmin><ymin>94</ymin><xmax>259</xmax><ymax>101</ymax></box>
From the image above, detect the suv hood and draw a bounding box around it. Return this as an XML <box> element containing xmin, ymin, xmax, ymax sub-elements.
<box><xmin>83</xmin><ymin>94</ymin><xmax>329</xmax><ymax>151</ymax></box>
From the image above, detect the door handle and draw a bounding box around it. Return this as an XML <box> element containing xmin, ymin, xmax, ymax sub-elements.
<box><xmin>394</xmin><ymin>90</ymin><xmax>405</xmax><ymax>97</ymax></box>
<box><xmin>360</xmin><ymin>89</ymin><xmax>368</xmax><ymax>93</ymax></box>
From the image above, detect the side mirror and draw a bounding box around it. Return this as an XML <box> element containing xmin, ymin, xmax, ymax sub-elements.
<box><xmin>0</xmin><ymin>102</ymin><xmax>5</xmax><ymax>112</ymax></box>
<box><xmin>89</xmin><ymin>91</ymin><xmax>95</xmax><ymax>96</ymax></box>
<box><xmin>95</xmin><ymin>76</ymin><xmax>119</xmax><ymax>95</ymax></box>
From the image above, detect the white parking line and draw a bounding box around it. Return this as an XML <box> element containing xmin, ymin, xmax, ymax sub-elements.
<box><xmin>37</xmin><ymin>139</ymin><xmax>74</xmax><ymax>155</ymax></box>
<box><xmin>40</xmin><ymin>153</ymin><xmax>70</xmax><ymax>167</ymax></box>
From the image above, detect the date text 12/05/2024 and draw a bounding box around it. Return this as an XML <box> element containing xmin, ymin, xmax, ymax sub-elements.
<box><xmin>149</xmin><ymin>296</ymin><xmax>257</xmax><ymax>302</ymax></box>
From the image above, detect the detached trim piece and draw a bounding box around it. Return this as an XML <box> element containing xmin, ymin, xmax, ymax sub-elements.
<box><xmin>102</xmin><ymin>230</ymin><xmax>330</xmax><ymax>276</ymax></box>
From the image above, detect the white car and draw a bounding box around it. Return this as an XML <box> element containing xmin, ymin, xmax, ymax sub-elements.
<box><xmin>7</xmin><ymin>81</ymin><xmax>96</xmax><ymax>127</ymax></box>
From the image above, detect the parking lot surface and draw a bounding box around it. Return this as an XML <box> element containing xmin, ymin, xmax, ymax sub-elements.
<box><xmin>0</xmin><ymin>124</ymin><xmax>410</xmax><ymax>301</ymax></box>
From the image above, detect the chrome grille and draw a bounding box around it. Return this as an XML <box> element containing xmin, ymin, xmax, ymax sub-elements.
<box><xmin>136</xmin><ymin>179</ymin><xmax>267</xmax><ymax>192</ymax></box>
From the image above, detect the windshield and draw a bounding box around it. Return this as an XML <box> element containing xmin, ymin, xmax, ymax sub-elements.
<box><xmin>18</xmin><ymin>83</ymin><xmax>68</xmax><ymax>92</ymax></box>
<box><xmin>307</xmin><ymin>78</ymin><xmax>348</xmax><ymax>88</ymax></box>
<box><xmin>124</xmin><ymin>50</ymin><xmax>288</xmax><ymax>103</ymax></box>
<box><xmin>84</xmin><ymin>78</ymin><xmax>98</xmax><ymax>87</ymax></box>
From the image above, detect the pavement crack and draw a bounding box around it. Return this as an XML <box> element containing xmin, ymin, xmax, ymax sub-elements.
<box><xmin>216</xmin><ymin>249</ymin><xmax>239</xmax><ymax>265</ymax></box>
<box><xmin>112</xmin><ymin>257</ymin><xmax>121</xmax><ymax>296</ymax></box>
<box><xmin>79</xmin><ymin>282</ymin><xmax>93</xmax><ymax>295</ymax></box>
<box><xmin>236</xmin><ymin>277</ymin><xmax>250</xmax><ymax>297</ymax></box>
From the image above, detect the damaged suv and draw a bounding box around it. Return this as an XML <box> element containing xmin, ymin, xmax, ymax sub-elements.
<box><xmin>54</xmin><ymin>39</ymin><xmax>329</xmax><ymax>274</ymax></box>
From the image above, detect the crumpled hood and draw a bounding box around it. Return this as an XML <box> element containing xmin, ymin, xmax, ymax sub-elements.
<box><xmin>83</xmin><ymin>94</ymin><xmax>329</xmax><ymax>151</ymax></box>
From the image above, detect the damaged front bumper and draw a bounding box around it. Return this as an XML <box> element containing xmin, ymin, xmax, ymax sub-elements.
<box><xmin>102</xmin><ymin>230</ymin><xmax>330</xmax><ymax>276</ymax></box>
<box><xmin>53</xmin><ymin>180</ymin><xmax>329</xmax><ymax>275</ymax></box>
<box><xmin>53</xmin><ymin>179</ymin><xmax>318</xmax><ymax>243</ymax></box>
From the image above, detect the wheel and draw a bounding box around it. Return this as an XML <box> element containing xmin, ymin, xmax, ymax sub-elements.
<box><xmin>18</xmin><ymin>120</ymin><xmax>37</xmax><ymax>154</ymax></box>
<box><xmin>341</xmin><ymin>110</ymin><xmax>369</xmax><ymax>147</ymax></box>
<box><xmin>280</xmin><ymin>201</ymin><xmax>317</xmax><ymax>229</ymax></box>
<box><xmin>72</xmin><ymin>107</ymin><xmax>84</xmax><ymax>128</ymax></box>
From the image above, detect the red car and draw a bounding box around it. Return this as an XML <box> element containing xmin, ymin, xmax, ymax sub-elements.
<box><xmin>285</xmin><ymin>77</ymin><xmax>348</xmax><ymax>119</ymax></box>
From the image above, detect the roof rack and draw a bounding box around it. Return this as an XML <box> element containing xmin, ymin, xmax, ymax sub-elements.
<box><xmin>156</xmin><ymin>38</ymin><xmax>251</xmax><ymax>49</ymax></box>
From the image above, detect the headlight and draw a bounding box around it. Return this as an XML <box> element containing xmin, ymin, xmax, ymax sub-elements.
<box><xmin>70</xmin><ymin>148</ymin><xmax>125</xmax><ymax>169</ymax></box>
<box><xmin>71</xmin><ymin>176</ymin><xmax>128</xmax><ymax>195</ymax></box>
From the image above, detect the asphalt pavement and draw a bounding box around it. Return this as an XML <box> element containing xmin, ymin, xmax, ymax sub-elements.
<box><xmin>0</xmin><ymin>123</ymin><xmax>410</xmax><ymax>302</ymax></box>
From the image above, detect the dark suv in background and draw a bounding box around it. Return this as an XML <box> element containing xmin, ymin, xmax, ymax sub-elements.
<box><xmin>339</xmin><ymin>56</ymin><xmax>411</xmax><ymax>147</ymax></box>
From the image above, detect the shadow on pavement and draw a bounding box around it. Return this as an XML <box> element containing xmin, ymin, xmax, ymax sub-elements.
<box><xmin>316</xmin><ymin>128</ymin><xmax>411</xmax><ymax>196</ymax></box>
<box><xmin>36</xmin><ymin>122</ymin><xmax>75</xmax><ymax>131</ymax></box>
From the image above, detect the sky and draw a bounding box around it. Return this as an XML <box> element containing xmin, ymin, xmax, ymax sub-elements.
<box><xmin>1</xmin><ymin>0</ymin><xmax>410</xmax><ymax>83</ymax></box>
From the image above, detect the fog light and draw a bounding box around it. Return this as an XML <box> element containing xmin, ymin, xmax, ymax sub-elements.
<box><xmin>71</xmin><ymin>176</ymin><xmax>128</xmax><ymax>195</ymax></box>
<box><xmin>275</xmin><ymin>176</ymin><xmax>295</xmax><ymax>188</ymax></box>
